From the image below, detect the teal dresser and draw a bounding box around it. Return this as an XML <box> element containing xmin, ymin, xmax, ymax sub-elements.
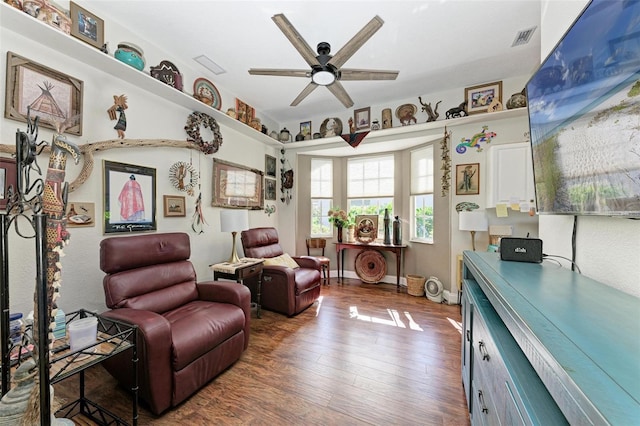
<box><xmin>462</xmin><ymin>251</ymin><xmax>640</xmax><ymax>425</ymax></box>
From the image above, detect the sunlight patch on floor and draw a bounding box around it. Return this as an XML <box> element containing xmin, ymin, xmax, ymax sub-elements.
<box><xmin>348</xmin><ymin>306</ymin><xmax>423</xmax><ymax>331</ymax></box>
<box><xmin>448</xmin><ymin>317</ymin><xmax>462</xmax><ymax>334</ymax></box>
<box><xmin>315</xmin><ymin>295</ymin><xmax>324</xmax><ymax>316</ymax></box>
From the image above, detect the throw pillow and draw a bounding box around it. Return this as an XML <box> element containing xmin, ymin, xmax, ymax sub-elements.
<box><xmin>263</xmin><ymin>253</ymin><xmax>300</xmax><ymax>269</ymax></box>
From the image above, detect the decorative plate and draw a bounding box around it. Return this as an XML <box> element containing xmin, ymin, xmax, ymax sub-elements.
<box><xmin>193</xmin><ymin>78</ymin><xmax>221</xmax><ymax>110</ymax></box>
<box><xmin>150</xmin><ymin>60</ymin><xmax>183</xmax><ymax>91</ymax></box>
<box><xmin>354</xmin><ymin>250</ymin><xmax>387</xmax><ymax>283</ymax></box>
<box><xmin>69</xmin><ymin>214</ymin><xmax>92</xmax><ymax>224</ymax></box>
<box><xmin>395</xmin><ymin>103</ymin><xmax>417</xmax><ymax>125</ymax></box>
<box><xmin>320</xmin><ymin>118</ymin><xmax>343</xmax><ymax>138</ymax></box>
<box><xmin>355</xmin><ymin>215</ymin><xmax>378</xmax><ymax>244</ymax></box>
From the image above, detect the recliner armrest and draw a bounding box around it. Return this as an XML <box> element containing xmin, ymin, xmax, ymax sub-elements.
<box><xmin>262</xmin><ymin>264</ymin><xmax>296</xmax><ymax>280</ymax></box>
<box><xmin>197</xmin><ymin>280</ymin><xmax>251</xmax><ymax>307</ymax></box>
<box><xmin>197</xmin><ymin>281</ymin><xmax>251</xmax><ymax>349</ymax></box>
<box><xmin>293</xmin><ymin>256</ymin><xmax>321</xmax><ymax>271</ymax></box>
<box><xmin>100</xmin><ymin>308</ymin><xmax>173</xmax><ymax>415</ymax></box>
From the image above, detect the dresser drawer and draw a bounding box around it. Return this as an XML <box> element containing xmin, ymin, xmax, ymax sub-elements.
<box><xmin>472</xmin><ymin>287</ymin><xmax>567</xmax><ymax>426</ymax></box>
<box><xmin>471</xmin><ymin>365</ymin><xmax>502</xmax><ymax>426</ymax></box>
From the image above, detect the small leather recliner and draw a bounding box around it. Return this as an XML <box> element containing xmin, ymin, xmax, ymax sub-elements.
<box><xmin>241</xmin><ymin>227</ymin><xmax>321</xmax><ymax>316</ymax></box>
<box><xmin>99</xmin><ymin>232</ymin><xmax>251</xmax><ymax>415</ymax></box>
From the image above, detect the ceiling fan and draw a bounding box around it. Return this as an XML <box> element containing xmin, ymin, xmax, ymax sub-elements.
<box><xmin>248</xmin><ymin>14</ymin><xmax>399</xmax><ymax>108</ymax></box>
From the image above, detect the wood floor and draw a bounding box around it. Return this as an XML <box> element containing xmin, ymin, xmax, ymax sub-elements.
<box><xmin>54</xmin><ymin>278</ymin><xmax>471</xmax><ymax>425</ymax></box>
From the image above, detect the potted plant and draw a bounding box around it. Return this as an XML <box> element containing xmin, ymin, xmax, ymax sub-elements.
<box><xmin>327</xmin><ymin>207</ymin><xmax>350</xmax><ymax>242</ymax></box>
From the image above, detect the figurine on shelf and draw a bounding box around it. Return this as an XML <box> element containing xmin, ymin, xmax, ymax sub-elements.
<box><xmin>446</xmin><ymin>101</ymin><xmax>468</xmax><ymax>119</ymax></box>
<box><xmin>418</xmin><ymin>97</ymin><xmax>441</xmax><ymax>122</ymax></box>
<box><xmin>348</xmin><ymin>117</ymin><xmax>356</xmax><ymax>134</ymax></box>
<box><xmin>107</xmin><ymin>94</ymin><xmax>128</xmax><ymax>139</ymax></box>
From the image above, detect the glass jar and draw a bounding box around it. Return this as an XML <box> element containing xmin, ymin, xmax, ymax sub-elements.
<box><xmin>9</xmin><ymin>312</ymin><xmax>23</xmax><ymax>345</ymax></box>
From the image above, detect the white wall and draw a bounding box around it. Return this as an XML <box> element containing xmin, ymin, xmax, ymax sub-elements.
<box><xmin>1</xmin><ymin>16</ymin><xmax>279</xmax><ymax>316</ymax></box>
<box><xmin>539</xmin><ymin>0</ymin><xmax>640</xmax><ymax>297</ymax></box>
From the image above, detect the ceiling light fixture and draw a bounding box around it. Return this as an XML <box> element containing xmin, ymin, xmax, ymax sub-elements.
<box><xmin>512</xmin><ymin>26</ymin><xmax>537</xmax><ymax>47</ymax></box>
<box><xmin>311</xmin><ymin>69</ymin><xmax>336</xmax><ymax>86</ymax></box>
<box><xmin>193</xmin><ymin>54</ymin><xmax>226</xmax><ymax>75</ymax></box>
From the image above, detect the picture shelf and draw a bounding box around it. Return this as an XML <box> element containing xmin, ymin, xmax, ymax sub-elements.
<box><xmin>1</xmin><ymin>2</ymin><xmax>527</xmax><ymax>153</ymax></box>
<box><xmin>0</xmin><ymin>2</ymin><xmax>281</xmax><ymax>147</ymax></box>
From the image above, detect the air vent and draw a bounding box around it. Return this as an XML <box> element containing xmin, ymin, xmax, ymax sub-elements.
<box><xmin>512</xmin><ymin>26</ymin><xmax>537</xmax><ymax>47</ymax></box>
<box><xmin>194</xmin><ymin>55</ymin><xmax>226</xmax><ymax>75</ymax></box>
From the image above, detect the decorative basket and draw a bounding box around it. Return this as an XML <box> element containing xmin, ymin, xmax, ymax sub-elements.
<box><xmin>406</xmin><ymin>274</ymin><xmax>426</xmax><ymax>297</ymax></box>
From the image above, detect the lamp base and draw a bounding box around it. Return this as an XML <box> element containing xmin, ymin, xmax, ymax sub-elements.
<box><xmin>227</xmin><ymin>231</ymin><xmax>241</xmax><ymax>264</ymax></box>
<box><xmin>470</xmin><ymin>230</ymin><xmax>477</xmax><ymax>251</ymax></box>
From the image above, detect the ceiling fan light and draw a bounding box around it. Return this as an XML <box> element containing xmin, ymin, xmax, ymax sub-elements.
<box><xmin>312</xmin><ymin>70</ymin><xmax>336</xmax><ymax>86</ymax></box>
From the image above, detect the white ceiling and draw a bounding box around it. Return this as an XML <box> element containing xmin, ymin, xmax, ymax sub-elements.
<box><xmin>86</xmin><ymin>0</ymin><xmax>542</xmax><ymax>124</ymax></box>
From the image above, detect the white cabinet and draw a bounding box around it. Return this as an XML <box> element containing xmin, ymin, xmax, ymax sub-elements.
<box><xmin>486</xmin><ymin>142</ymin><xmax>535</xmax><ymax>207</ymax></box>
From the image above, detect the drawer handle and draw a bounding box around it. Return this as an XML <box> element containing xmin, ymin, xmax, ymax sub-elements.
<box><xmin>466</xmin><ymin>330</ymin><xmax>471</xmax><ymax>342</ymax></box>
<box><xmin>249</xmin><ymin>267</ymin><xmax>256</xmax><ymax>273</ymax></box>
<box><xmin>478</xmin><ymin>341</ymin><xmax>490</xmax><ymax>361</ymax></box>
<box><xmin>478</xmin><ymin>390</ymin><xmax>489</xmax><ymax>414</ymax></box>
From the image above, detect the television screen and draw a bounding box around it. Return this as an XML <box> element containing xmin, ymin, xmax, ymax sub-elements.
<box><xmin>526</xmin><ymin>0</ymin><xmax>640</xmax><ymax>216</ymax></box>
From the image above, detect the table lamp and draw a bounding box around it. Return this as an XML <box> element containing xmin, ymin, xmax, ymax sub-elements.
<box><xmin>459</xmin><ymin>210</ymin><xmax>488</xmax><ymax>251</ymax></box>
<box><xmin>220</xmin><ymin>209</ymin><xmax>249</xmax><ymax>263</ymax></box>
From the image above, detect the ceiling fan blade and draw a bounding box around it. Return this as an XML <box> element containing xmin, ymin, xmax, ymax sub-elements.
<box><xmin>249</xmin><ymin>68</ymin><xmax>309</xmax><ymax>78</ymax></box>
<box><xmin>327</xmin><ymin>81</ymin><xmax>354</xmax><ymax>108</ymax></box>
<box><xmin>291</xmin><ymin>82</ymin><xmax>319</xmax><ymax>106</ymax></box>
<box><xmin>328</xmin><ymin>15</ymin><xmax>384</xmax><ymax>69</ymax></box>
<box><xmin>272</xmin><ymin>14</ymin><xmax>321</xmax><ymax>67</ymax></box>
<box><xmin>340</xmin><ymin>69</ymin><xmax>399</xmax><ymax>81</ymax></box>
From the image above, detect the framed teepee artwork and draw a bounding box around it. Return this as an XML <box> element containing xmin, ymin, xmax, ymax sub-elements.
<box><xmin>4</xmin><ymin>52</ymin><xmax>84</xmax><ymax>135</ymax></box>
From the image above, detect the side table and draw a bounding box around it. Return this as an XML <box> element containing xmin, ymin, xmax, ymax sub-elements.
<box><xmin>210</xmin><ymin>258</ymin><xmax>264</xmax><ymax>318</ymax></box>
<box><xmin>52</xmin><ymin>309</ymin><xmax>138</xmax><ymax>425</ymax></box>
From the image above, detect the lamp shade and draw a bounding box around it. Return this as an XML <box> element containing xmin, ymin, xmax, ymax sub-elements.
<box><xmin>220</xmin><ymin>209</ymin><xmax>249</xmax><ymax>233</ymax></box>
<box><xmin>459</xmin><ymin>211</ymin><xmax>488</xmax><ymax>232</ymax></box>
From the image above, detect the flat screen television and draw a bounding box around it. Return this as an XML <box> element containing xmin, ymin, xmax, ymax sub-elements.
<box><xmin>526</xmin><ymin>0</ymin><xmax>640</xmax><ymax>216</ymax></box>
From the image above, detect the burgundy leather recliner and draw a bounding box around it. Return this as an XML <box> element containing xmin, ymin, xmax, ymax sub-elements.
<box><xmin>241</xmin><ymin>227</ymin><xmax>321</xmax><ymax>316</ymax></box>
<box><xmin>99</xmin><ymin>232</ymin><xmax>251</xmax><ymax>415</ymax></box>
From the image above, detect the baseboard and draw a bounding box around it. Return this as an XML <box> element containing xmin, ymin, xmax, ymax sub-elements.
<box><xmin>329</xmin><ymin>270</ymin><xmax>407</xmax><ymax>286</ymax></box>
<box><xmin>442</xmin><ymin>290</ymin><xmax>461</xmax><ymax>305</ymax></box>
<box><xmin>329</xmin><ymin>270</ymin><xmax>460</xmax><ymax>305</ymax></box>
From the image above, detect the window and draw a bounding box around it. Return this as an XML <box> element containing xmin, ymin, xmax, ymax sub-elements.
<box><xmin>411</xmin><ymin>146</ymin><xmax>434</xmax><ymax>242</ymax></box>
<box><xmin>347</xmin><ymin>156</ymin><xmax>394</xmax><ymax>234</ymax></box>
<box><xmin>310</xmin><ymin>158</ymin><xmax>333</xmax><ymax>236</ymax></box>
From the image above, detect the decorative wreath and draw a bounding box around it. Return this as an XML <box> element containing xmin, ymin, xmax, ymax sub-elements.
<box><xmin>169</xmin><ymin>161</ymin><xmax>198</xmax><ymax>194</ymax></box>
<box><xmin>184</xmin><ymin>111</ymin><xmax>223</xmax><ymax>154</ymax></box>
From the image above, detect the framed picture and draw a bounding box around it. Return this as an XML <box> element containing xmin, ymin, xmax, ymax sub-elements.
<box><xmin>4</xmin><ymin>52</ymin><xmax>83</xmax><ymax>135</ymax></box>
<box><xmin>355</xmin><ymin>214</ymin><xmax>378</xmax><ymax>244</ymax></box>
<box><xmin>212</xmin><ymin>158</ymin><xmax>264</xmax><ymax>210</ymax></box>
<box><xmin>465</xmin><ymin>81</ymin><xmax>502</xmax><ymax>115</ymax></box>
<box><xmin>265</xmin><ymin>154</ymin><xmax>276</xmax><ymax>177</ymax></box>
<box><xmin>103</xmin><ymin>160</ymin><xmax>156</xmax><ymax>234</ymax></box>
<box><xmin>265</xmin><ymin>178</ymin><xmax>276</xmax><ymax>201</ymax></box>
<box><xmin>0</xmin><ymin>158</ymin><xmax>17</xmax><ymax>211</ymax></box>
<box><xmin>235</xmin><ymin>98</ymin><xmax>255</xmax><ymax>125</ymax></box>
<box><xmin>300</xmin><ymin>121</ymin><xmax>311</xmax><ymax>139</ymax></box>
<box><xmin>163</xmin><ymin>195</ymin><xmax>186</xmax><ymax>217</ymax></box>
<box><xmin>456</xmin><ymin>163</ymin><xmax>480</xmax><ymax>195</ymax></box>
<box><xmin>69</xmin><ymin>2</ymin><xmax>104</xmax><ymax>49</ymax></box>
<box><xmin>66</xmin><ymin>201</ymin><xmax>95</xmax><ymax>227</ymax></box>
<box><xmin>354</xmin><ymin>107</ymin><xmax>371</xmax><ymax>130</ymax></box>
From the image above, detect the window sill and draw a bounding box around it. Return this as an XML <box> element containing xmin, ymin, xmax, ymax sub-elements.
<box><xmin>410</xmin><ymin>238</ymin><xmax>434</xmax><ymax>245</ymax></box>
